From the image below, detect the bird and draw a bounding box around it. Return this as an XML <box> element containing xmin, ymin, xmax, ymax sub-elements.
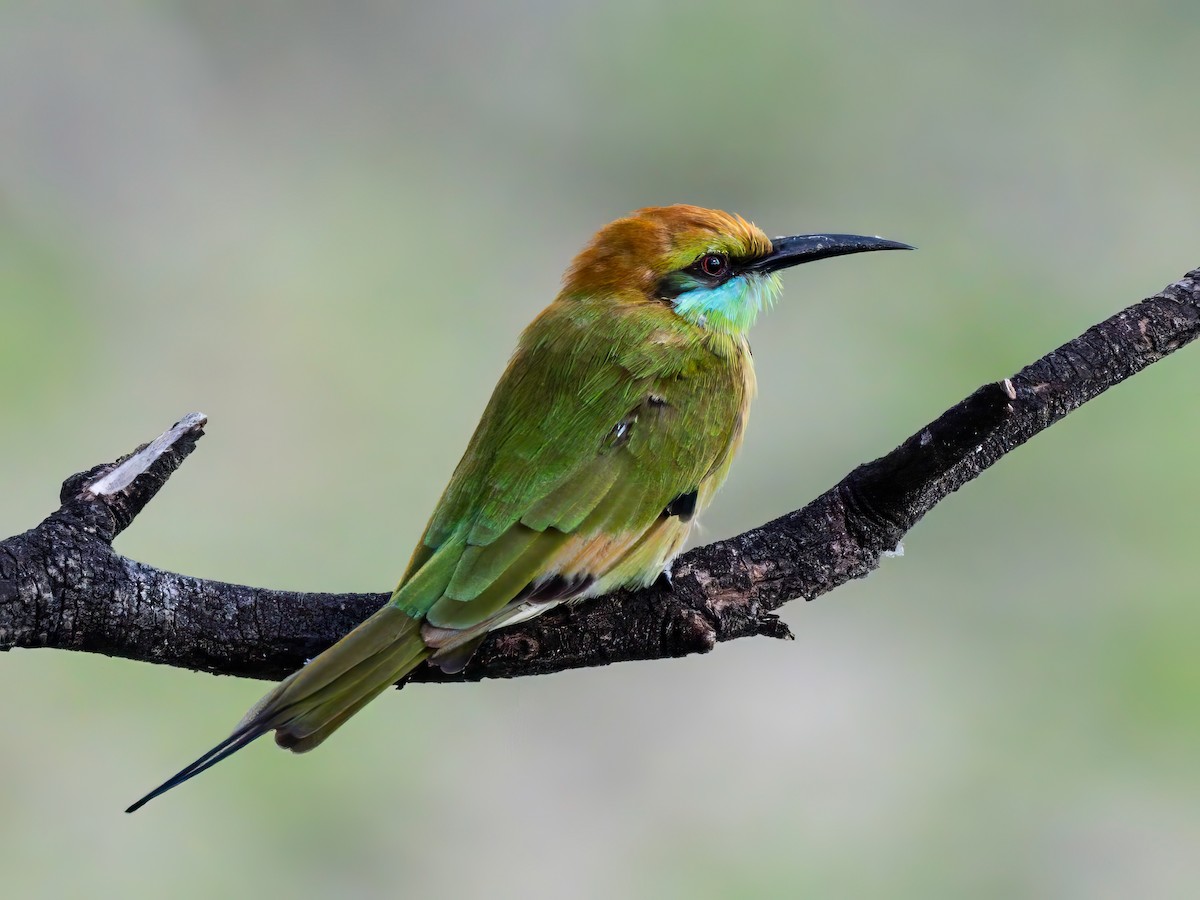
<box><xmin>126</xmin><ymin>204</ymin><xmax>910</xmax><ymax>812</ymax></box>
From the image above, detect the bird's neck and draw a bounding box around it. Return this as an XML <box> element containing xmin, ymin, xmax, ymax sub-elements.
<box><xmin>670</xmin><ymin>272</ymin><xmax>781</xmax><ymax>337</ymax></box>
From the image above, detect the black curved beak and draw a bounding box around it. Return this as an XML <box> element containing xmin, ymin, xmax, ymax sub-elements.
<box><xmin>747</xmin><ymin>233</ymin><xmax>914</xmax><ymax>273</ymax></box>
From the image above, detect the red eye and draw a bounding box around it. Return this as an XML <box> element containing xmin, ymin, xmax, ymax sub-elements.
<box><xmin>700</xmin><ymin>253</ymin><xmax>728</xmax><ymax>278</ymax></box>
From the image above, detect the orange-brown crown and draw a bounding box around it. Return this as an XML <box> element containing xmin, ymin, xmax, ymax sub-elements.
<box><xmin>560</xmin><ymin>205</ymin><xmax>772</xmax><ymax>299</ymax></box>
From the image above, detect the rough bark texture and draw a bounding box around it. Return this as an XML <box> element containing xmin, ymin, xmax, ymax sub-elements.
<box><xmin>2</xmin><ymin>271</ymin><xmax>1198</xmax><ymax>685</ymax></box>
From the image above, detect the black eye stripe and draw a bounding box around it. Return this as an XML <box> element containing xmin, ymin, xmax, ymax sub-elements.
<box><xmin>655</xmin><ymin>252</ymin><xmax>750</xmax><ymax>302</ymax></box>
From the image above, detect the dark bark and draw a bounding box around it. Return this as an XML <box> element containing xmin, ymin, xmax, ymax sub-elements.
<box><xmin>2</xmin><ymin>270</ymin><xmax>1198</xmax><ymax>684</ymax></box>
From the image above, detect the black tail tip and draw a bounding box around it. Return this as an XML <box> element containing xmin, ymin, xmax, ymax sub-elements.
<box><xmin>123</xmin><ymin>720</ymin><xmax>271</xmax><ymax>813</ymax></box>
<box><xmin>125</xmin><ymin>783</ymin><xmax>170</xmax><ymax>813</ymax></box>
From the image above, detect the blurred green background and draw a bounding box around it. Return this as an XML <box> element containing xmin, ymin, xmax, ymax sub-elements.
<box><xmin>3</xmin><ymin>2</ymin><xmax>1200</xmax><ymax>898</ymax></box>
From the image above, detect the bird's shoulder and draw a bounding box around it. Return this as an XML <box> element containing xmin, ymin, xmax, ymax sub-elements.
<box><xmin>521</xmin><ymin>295</ymin><xmax>740</xmax><ymax>378</ymax></box>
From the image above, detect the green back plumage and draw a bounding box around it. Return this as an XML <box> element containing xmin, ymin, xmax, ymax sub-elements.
<box><xmin>396</xmin><ymin>294</ymin><xmax>752</xmax><ymax>632</ymax></box>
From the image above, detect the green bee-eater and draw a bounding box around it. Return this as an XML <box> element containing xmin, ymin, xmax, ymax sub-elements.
<box><xmin>127</xmin><ymin>205</ymin><xmax>909</xmax><ymax>811</ymax></box>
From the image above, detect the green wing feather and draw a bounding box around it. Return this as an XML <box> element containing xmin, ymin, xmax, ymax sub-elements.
<box><xmin>397</xmin><ymin>296</ymin><xmax>748</xmax><ymax>632</ymax></box>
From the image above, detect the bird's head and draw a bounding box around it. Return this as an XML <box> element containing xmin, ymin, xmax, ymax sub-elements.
<box><xmin>560</xmin><ymin>204</ymin><xmax>911</xmax><ymax>336</ymax></box>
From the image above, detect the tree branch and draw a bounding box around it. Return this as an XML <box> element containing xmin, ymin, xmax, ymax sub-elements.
<box><xmin>2</xmin><ymin>270</ymin><xmax>1198</xmax><ymax>684</ymax></box>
